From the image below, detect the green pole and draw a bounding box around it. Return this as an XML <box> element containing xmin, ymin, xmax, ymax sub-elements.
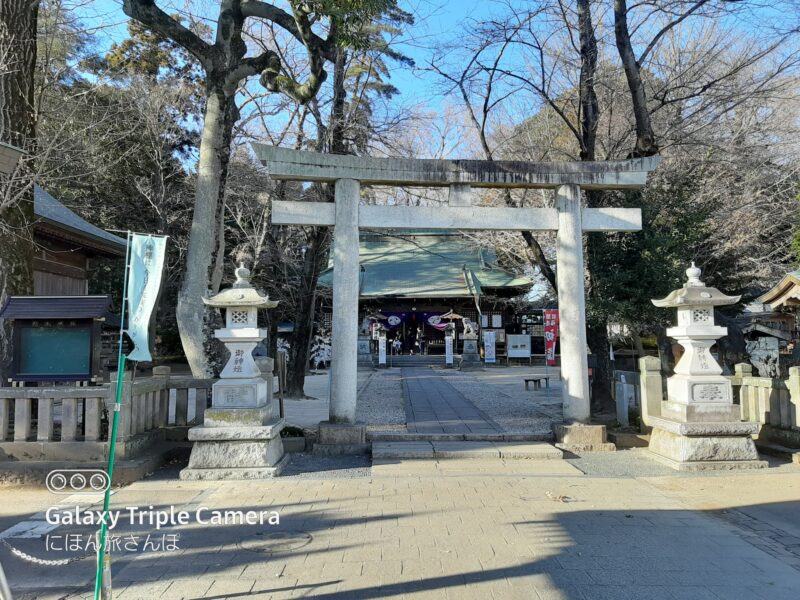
<box><xmin>94</xmin><ymin>231</ymin><xmax>132</xmax><ymax>600</ymax></box>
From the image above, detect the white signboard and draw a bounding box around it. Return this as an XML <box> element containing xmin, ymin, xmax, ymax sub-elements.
<box><xmin>507</xmin><ymin>334</ymin><xmax>532</xmax><ymax>358</ymax></box>
<box><xmin>483</xmin><ymin>330</ymin><xmax>496</xmax><ymax>363</ymax></box>
<box><xmin>492</xmin><ymin>314</ymin><xmax>502</xmax><ymax>328</ymax></box>
<box><xmin>445</xmin><ymin>336</ymin><xmax>453</xmax><ymax>365</ymax></box>
<box><xmin>480</xmin><ymin>314</ymin><xmax>489</xmax><ymax>328</ymax></box>
<box><xmin>378</xmin><ymin>336</ymin><xmax>387</xmax><ymax>366</ymax></box>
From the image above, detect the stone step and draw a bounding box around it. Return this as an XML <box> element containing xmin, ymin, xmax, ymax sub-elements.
<box><xmin>374</xmin><ymin>355</ymin><xmax>458</xmax><ymax>367</ymax></box>
<box><xmin>371</xmin><ymin>441</ymin><xmax>563</xmax><ymax>460</ymax></box>
<box><xmin>369</xmin><ymin>432</ymin><xmax>553</xmax><ymax>442</ymax></box>
<box><xmin>607</xmin><ymin>431</ymin><xmax>650</xmax><ymax>449</ymax></box>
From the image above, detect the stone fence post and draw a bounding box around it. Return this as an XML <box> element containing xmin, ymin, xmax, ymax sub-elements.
<box><xmin>788</xmin><ymin>367</ymin><xmax>800</xmax><ymax>430</ymax></box>
<box><xmin>108</xmin><ymin>370</ymin><xmax>133</xmax><ymax>441</ymax></box>
<box><xmin>638</xmin><ymin>356</ymin><xmax>663</xmax><ymax>429</ymax></box>
<box><xmin>734</xmin><ymin>363</ymin><xmax>753</xmax><ymax>421</ymax></box>
<box><xmin>153</xmin><ymin>366</ymin><xmax>171</xmax><ymax>427</ymax></box>
<box><xmin>733</xmin><ymin>362</ymin><xmax>752</xmax><ymax>381</ymax></box>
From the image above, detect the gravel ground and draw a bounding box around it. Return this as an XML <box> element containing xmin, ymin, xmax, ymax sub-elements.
<box><xmin>355</xmin><ymin>369</ymin><xmax>406</xmax><ymax>433</ymax></box>
<box><xmin>437</xmin><ymin>368</ymin><xmax>558</xmax><ymax>435</ymax></box>
<box><xmin>281</xmin><ymin>453</ymin><xmax>372</xmax><ymax>478</ymax></box>
<box><xmin>566</xmin><ymin>448</ymin><xmax>797</xmax><ymax>478</ymax></box>
<box><xmin>565</xmin><ymin>448</ymin><xmax>676</xmax><ymax>477</ymax></box>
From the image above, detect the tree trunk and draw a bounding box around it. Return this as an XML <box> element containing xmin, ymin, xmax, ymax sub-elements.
<box><xmin>586</xmin><ymin>324</ymin><xmax>614</xmax><ymax>416</ymax></box>
<box><xmin>285</xmin><ymin>226</ymin><xmax>330</xmax><ymax>397</ymax></box>
<box><xmin>613</xmin><ymin>0</ymin><xmax>658</xmax><ymax>157</ymax></box>
<box><xmin>176</xmin><ymin>88</ymin><xmax>237</xmax><ymax>377</ymax></box>
<box><xmin>631</xmin><ymin>329</ymin><xmax>646</xmax><ymax>358</ymax></box>
<box><xmin>210</xmin><ymin>196</ymin><xmax>227</xmax><ymax>294</ymax></box>
<box><xmin>521</xmin><ymin>230</ymin><xmax>556</xmax><ymax>292</ymax></box>
<box><xmin>656</xmin><ymin>325</ymin><xmax>675</xmax><ymax>375</ymax></box>
<box><xmin>0</xmin><ymin>1</ymin><xmax>38</xmax><ymax>380</ymax></box>
<box><xmin>577</xmin><ymin>0</ymin><xmax>599</xmax><ymax>161</ymax></box>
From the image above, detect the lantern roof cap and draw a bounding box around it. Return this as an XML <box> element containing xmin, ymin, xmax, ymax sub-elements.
<box><xmin>652</xmin><ymin>263</ymin><xmax>740</xmax><ymax>308</ymax></box>
<box><xmin>203</xmin><ymin>263</ymin><xmax>279</xmax><ymax>308</ymax></box>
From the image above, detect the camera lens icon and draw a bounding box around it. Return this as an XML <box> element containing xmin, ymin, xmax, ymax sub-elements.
<box><xmin>48</xmin><ymin>472</ymin><xmax>68</xmax><ymax>491</ymax></box>
<box><xmin>89</xmin><ymin>473</ymin><xmax>108</xmax><ymax>491</ymax></box>
<box><xmin>47</xmin><ymin>469</ymin><xmax>109</xmax><ymax>495</ymax></box>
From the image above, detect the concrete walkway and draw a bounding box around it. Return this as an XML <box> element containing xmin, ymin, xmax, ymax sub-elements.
<box><xmin>402</xmin><ymin>368</ymin><xmax>503</xmax><ymax>435</ymax></box>
<box><xmin>3</xmin><ymin>455</ymin><xmax>800</xmax><ymax>599</ymax></box>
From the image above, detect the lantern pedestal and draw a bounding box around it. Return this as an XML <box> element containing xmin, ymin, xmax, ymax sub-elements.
<box><xmin>357</xmin><ymin>336</ymin><xmax>374</xmax><ymax>370</ymax></box>
<box><xmin>180</xmin><ymin>264</ymin><xmax>286</xmax><ymax>480</ymax></box>
<box><xmin>459</xmin><ymin>336</ymin><xmax>482</xmax><ymax>371</ymax></box>
<box><xmin>647</xmin><ymin>264</ymin><xmax>766</xmax><ymax>471</ymax></box>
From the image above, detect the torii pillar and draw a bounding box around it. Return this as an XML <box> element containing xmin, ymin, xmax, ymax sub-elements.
<box><xmin>555</xmin><ymin>184</ymin><xmax>591</xmax><ymax>422</ymax></box>
<box><xmin>331</xmin><ymin>178</ymin><xmax>361</xmax><ymax>422</ymax></box>
<box><xmin>256</xmin><ymin>144</ymin><xmax>660</xmax><ymax>432</ymax></box>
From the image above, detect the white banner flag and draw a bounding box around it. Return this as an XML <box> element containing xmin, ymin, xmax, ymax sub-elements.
<box><xmin>483</xmin><ymin>330</ymin><xmax>496</xmax><ymax>364</ymax></box>
<box><xmin>126</xmin><ymin>234</ymin><xmax>167</xmax><ymax>362</ymax></box>
<box><xmin>445</xmin><ymin>336</ymin><xmax>453</xmax><ymax>365</ymax></box>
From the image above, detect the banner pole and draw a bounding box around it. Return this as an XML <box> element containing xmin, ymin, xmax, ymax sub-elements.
<box><xmin>94</xmin><ymin>231</ymin><xmax>132</xmax><ymax>600</ymax></box>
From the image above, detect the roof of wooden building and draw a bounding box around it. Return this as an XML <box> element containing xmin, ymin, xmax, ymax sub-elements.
<box><xmin>34</xmin><ymin>186</ymin><xmax>127</xmax><ymax>257</ymax></box>
<box><xmin>0</xmin><ymin>295</ymin><xmax>113</xmax><ymax>320</ymax></box>
<box><xmin>0</xmin><ymin>141</ymin><xmax>23</xmax><ymax>174</ymax></box>
<box><xmin>758</xmin><ymin>271</ymin><xmax>800</xmax><ymax>310</ymax></box>
<box><xmin>319</xmin><ymin>232</ymin><xmax>533</xmax><ymax>299</ymax></box>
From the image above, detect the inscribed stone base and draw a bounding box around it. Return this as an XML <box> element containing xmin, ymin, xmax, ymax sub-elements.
<box><xmin>212</xmin><ymin>378</ymin><xmax>268</xmax><ymax>409</ymax></box>
<box><xmin>203</xmin><ymin>407</ymin><xmax>273</xmax><ymax>428</ymax></box>
<box><xmin>648</xmin><ymin>424</ymin><xmax>767</xmax><ymax>471</ymax></box>
<box><xmin>552</xmin><ymin>423</ymin><xmax>616</xmax><ymax>453</ymax></box>
<box><xmin>666</xmin><ymin>373</ymin><xmax>732</xmax><ymax>405</ymax></box>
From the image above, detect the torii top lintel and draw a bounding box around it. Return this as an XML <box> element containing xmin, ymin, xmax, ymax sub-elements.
<box><xmin>253</xmin><ymin>144</ymin><xmax>662</xmax><ymax>190</ymax></box>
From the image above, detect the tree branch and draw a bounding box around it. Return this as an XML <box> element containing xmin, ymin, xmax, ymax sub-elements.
<box><xmin>122</xmin><ymin>0</ymin><xmax>213</xmax><ymax>68</ymax></box>
<box><xmin>225</xmin><ymin>51</ymin><xmax>277</xmax><ymax>93</ymax></box>
<box><xmin>638</xmin><ymin>0</ymin><xmax>710</xmax><ymax>65</ymax></box>
<box><xmin>240</xmin><ymin>0</ymin><xmax>334</xmax><ymax>60</ymax></box>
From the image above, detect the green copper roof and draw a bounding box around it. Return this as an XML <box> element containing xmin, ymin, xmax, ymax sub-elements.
<box><xmin>319</xmin><ymin>233</ymin><xmax>532</xmax><ymax>298</ymax></box>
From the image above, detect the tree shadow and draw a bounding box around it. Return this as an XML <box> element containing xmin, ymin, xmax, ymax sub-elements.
<box><xmin>5</xmin><ymin>486</ymin><xmax>800</xmax><ymax>599</ymax></box>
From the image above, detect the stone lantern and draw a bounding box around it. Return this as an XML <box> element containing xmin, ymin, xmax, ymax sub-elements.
<box><xmin>648</xmin><ymin>263</ymin><xmax>765</xmax><ymax>470</ymax></box>
<box><xmin>180</xmin><ymin>264</ymin><xmax>287</xmax><ymax>480</ymax></box>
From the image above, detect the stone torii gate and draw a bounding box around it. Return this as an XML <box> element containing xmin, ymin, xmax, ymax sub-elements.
<box><xmin>255</xmin><ymin>144</ymin><xmax>660</xmax><ymax>425</ymax></box>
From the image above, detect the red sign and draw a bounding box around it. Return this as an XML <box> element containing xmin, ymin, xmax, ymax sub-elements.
<box><xmin>543</xmin><ymin>309</ymin><xmax>559</xmax><ymax>366</ymax></box>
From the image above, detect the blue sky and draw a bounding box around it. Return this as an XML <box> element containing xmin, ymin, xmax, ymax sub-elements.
<box><xmin>80</xmin><ymin>0</ymin><xmax>492</xmax><ymax>108</ymax></box>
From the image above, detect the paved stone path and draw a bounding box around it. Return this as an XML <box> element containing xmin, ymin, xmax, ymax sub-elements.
<box><xmin>401</xmin><ymin>368</ymin><xmax>503</xmax><ymax>435</ymax></box>
<box><xmin>4</xmin><ymin>458</ymin><xmax>800</xmax><ymax>600</ymax></box>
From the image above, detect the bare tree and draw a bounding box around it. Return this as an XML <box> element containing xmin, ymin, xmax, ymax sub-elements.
<box><xmin>120</xmin><ymin>0</ymin><xmax>368</xmax><ymax>377</ymax></box>
<box><xmin>0</xmin><ymin>1</ymin><xmax>38</xmax><ymax>378</ymax></box>
<box><xmin>431</xmin><ymin>0</ymin><xmax>800</xmax><ymax>410</ymax></box>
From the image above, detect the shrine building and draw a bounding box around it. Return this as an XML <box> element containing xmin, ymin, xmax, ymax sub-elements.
<box><xmin>318</xmin><ymin>231</ymin><xmax>549</xmax><ymax>358</ymax></box>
